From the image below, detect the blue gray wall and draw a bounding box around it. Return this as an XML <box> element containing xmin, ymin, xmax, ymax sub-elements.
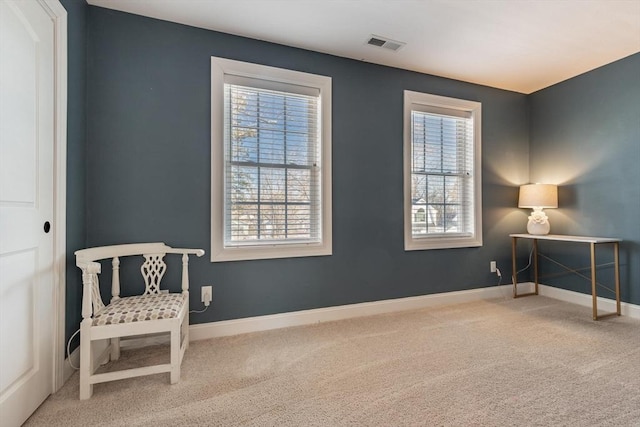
<box><xmin>529</xmin><ymin>53</ymin><xmax>640</xmax><ymax>305</ymax></box>
<box><xmin>82</xmin><ymin>6</ymin><xmax>529</xmax><ymax>326</ymax></box>
<box><xmin>62</xmin><ymin>4</ymin><xmax>639</xmax><ymax>350</ymax></box>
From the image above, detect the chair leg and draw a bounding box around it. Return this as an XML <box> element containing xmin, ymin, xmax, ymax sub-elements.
<box><xmin>110</xmin><ymin>337</ymin><xmax>121</xmax><ymax>361</ymax></box>
<box><xmin>170</xmin><ymin>326</ymin><xmax>180</xmax><ymax>384</ymax></box>
<box><xmin>79</xmin><ymin>321</ymin><xmax>93</xmax><ymax>400</ymax></box>
<box><xmin>182</xmin><ymin>313</ymin><xmax>189</xmax><ymax>350</ymax></box>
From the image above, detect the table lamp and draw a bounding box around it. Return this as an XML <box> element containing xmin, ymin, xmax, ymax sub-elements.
<box><xmin>518</xmin><ymin>184</ymin><xmax>558</xmax><ymax>235</ymax></box>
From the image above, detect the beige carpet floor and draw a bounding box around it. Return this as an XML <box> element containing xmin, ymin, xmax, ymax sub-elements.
<box><xmin>26</xmin><ymin>296</ymin><xmax>640</xmax><ymax>426</ymax></box>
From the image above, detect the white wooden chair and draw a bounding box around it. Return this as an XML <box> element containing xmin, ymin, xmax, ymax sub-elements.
<box><xmin>75</xmin><ymin>242</ymin><xmax>205</xmax><ymax>399</ymax></box>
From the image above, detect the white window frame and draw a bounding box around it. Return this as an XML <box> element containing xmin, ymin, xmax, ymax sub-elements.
<box><xmin>211</xmin><ymin>57</ymin><xmax>332</xmax><ymax>262</ymax></box>
<box><xmin>403</xmin><ymin>90</ymin><xmax>482</xmax><ymax>251</ymax></box>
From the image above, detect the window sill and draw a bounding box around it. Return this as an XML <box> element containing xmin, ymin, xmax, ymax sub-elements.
<box><xmin>404</xmin><ymin>235</ymin><xmax>482</xmax><ymax>251</ymax></box>
<box><xmin>211</xmin><ymin>242</ymin><xmax>332</xmax><ymax>262</ymax></box>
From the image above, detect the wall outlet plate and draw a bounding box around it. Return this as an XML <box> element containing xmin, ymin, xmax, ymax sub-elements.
<box><xmin>201</xmin><ymin>286</ymin><xmax>213</xmax><ymax>306</ymax></box>
<box><xmin>490</xmin><ymin>261</ymin><xmax>497</xmax><ymax>273</ymax></box>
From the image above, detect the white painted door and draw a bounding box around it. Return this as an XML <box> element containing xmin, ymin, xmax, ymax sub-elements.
<box><xmin>0</xmin><ymin>0</ymin><xmax>55</xmax><ymax>425</ymax></box>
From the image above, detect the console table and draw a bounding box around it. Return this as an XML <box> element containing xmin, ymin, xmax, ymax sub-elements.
<box><xmin>510</xmin><ymin>234</ymin><xmax>621</xmax><ymax>320</ymax></box>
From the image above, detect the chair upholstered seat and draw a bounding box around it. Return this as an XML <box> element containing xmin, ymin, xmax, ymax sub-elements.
<box><xmin>93</xmin><ymin>293</ymin><xmax>185</xmax><ymax>326</ymax></box>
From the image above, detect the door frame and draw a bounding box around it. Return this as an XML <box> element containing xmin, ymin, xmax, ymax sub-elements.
<box><xmin>38</xmin><ymin>0</ymin><xmax>67</xmax><ymax>392</ymax></box>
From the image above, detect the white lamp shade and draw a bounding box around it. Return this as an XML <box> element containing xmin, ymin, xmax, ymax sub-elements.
<box><xmin>518</xmin><ymin>184</ymin><xmax>558</xmax><ymax>208</ymax></box>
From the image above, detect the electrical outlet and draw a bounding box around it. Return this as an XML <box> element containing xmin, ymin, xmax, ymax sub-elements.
<box><xmin>201</xmin><ymin>286</ymin><xmax>213</xmax><ymax>307</ymax></box>
<box><xmin>490</xmin><ymin>261</ymin><xmax>497</xmax><ymax>273</ymax></box>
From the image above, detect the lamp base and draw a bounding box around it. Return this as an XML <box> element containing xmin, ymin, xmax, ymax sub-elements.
<box><xmin>527</xmin><ymin>220</ymin><xmax>550</xmax><ymax>235</ymax></box>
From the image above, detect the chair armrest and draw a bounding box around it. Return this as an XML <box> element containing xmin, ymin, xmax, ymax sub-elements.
<box><xmin>165</xmin><ymin>248</ymin><xmax>205</xmax><ymax>257</ymax></box>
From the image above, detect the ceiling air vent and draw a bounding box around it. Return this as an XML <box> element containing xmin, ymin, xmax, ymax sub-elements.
<box><xmin>366</xmin><ymin>35</ymin><xmax>405</xmax><ymax>52</ymax></box>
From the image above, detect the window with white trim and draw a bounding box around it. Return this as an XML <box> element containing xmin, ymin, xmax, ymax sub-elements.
<box><xmin>211</xmin><ymin>57</ymin><xmax>332</xmax><ymax>262</ymax></box>
<box><xmin>404</xmin><ymin>91</ymin><xmax>482</xmax><ymax>250</ymax></box>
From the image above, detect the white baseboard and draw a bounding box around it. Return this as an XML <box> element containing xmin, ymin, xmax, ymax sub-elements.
<box><xmin>189</xmin><ymin>285</ymin><xmax>513</xmax><ymax>341</ymax></box>
<box><xmin>62</xmin><ymin>282</ymin><xmax>639</xmax><ymax>384</ymax></box>
<box><xmin>189</xmin><ymin>283</ymin><xmax>640</xmax><ymax>341</ymax></box>
<box><xmin>538</xmin><ymin>283</ymin><xmax>640</xmax><ymax>319</ymax></box>
<box><xmin>63</xmin><ymin>346</ymin><xmax>79</xmax><ymax>383</ymax></box>
<box><xmin>514</xmin><ymin>281</ymin><xmax>535</xmax><ymax>294</ymax></box>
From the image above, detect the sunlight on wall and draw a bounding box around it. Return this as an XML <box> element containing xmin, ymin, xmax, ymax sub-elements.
<box><xmin>495</xmin><ymin>209</ymin><xmax>528</xmax><ymax>234</ymax></box>
<box><xmin>484</xmin><ymin>153</ymin><xmax>529</xmax><ymax>186</ymax></box>
<box><xmin>544</xmin><ymin>209</ymin><xmax>577</xmax><ymax>234</ymax></box>
<box><xmin>529</xmin><ymin>142</ymin><xmax>607</xmax><ymax>185</ymax></box>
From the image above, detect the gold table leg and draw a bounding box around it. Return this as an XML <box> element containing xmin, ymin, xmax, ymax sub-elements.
<box><xmin>614</xmin><ymin>242</ymin><xmax>621</xmax><ymax>316</ymax></box>
<box><xmin>592</xmin><ymin>242</ymin><xmax>620</xmax><ymax>320</ymax></box>
<box><xmin>533</xmin><ymin>239</ymin><xmax>539</xmax><ymax>295</ymax></box>
<box><xmin>513</xmin><ymin>236</ymin><xmax>537</xmax><ymax>299</ymax></box>
<box><xmin>591</xmin><ymin>242</ymin><xmax>598</xmax><ymax>320</ymax></box>
<box><xmin>512</xmin><ymin>237</ymin><xmax>517</xmax><ymax>298</ymax></box>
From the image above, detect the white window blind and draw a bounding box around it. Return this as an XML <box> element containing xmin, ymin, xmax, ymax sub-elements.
<box><xmin>410</xmin><ymin>109</ymin><xmax>474</xmax><ymax>237</ymax></box>
<box><xmin>223</xmin><ymin>83</ymin><xmax>322</xmax><ymax>246</ymax></box>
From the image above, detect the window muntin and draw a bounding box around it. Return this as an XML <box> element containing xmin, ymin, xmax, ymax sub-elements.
<box><xmin>211</xmin><ymin>57</ymin><xmax>332</xmax><ymax>262</ymax></box>
<box><xmin>404</xmin><ymin>91</ymin><xmax>482</xmax><ymax>250</ymax></box>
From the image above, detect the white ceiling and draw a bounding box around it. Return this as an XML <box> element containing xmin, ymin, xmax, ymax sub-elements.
<box><xmin>86</xmin><ymin>0</ymin><xmax>640</xmax><ymax>94</ymax></box>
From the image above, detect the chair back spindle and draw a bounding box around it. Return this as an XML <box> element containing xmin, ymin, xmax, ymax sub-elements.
<box><xmin>181</xmin><ymin>253</ymin><xmax>189</xmax><ymax>293</ymax></box>
<box><xmin>111</xmin><ymin>256</ymin><xmax>120</xmax><ymax>302</ymax></box>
